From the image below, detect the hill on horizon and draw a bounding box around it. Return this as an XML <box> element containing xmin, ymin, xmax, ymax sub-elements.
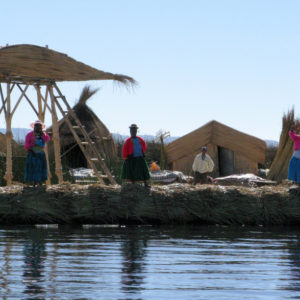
<box><xmin>0</xmin><ymin>128</ymin><xmax>279</xmax><ymax>148</ymax></box>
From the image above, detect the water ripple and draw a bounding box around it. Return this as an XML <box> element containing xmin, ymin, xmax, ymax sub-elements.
<box><xmin>0</xmin><ymin>225</ymin><xmax>300</xmax><ymax>299</ymax></box>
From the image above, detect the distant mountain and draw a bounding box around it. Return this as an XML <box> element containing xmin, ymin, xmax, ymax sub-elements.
<box><xmin>0</xmin><ymin>129</ymin><xmax>179</xmax><ymax>144</ymax></box>
<box><xmin>112</xmin><ymin>133</ymin><xmax>179</xmax><ymax>144</ymax></box>
<box><xmin>0</xmin><ymin>128</ymin><xmax>31</xmax><ymax>143</ymax></box>
<box><xmin>265</xmin><ymin>140</ymin><xmax>279</xmax><ymax>148</ymax></box>
<box><xmin>0</xmin><ymin>128</ymin><xmax>278</xmax><ymax>148</ymax></box>
<box><xmin>113</xmin><ymin>134</ymin><xmax>279</xmax><ymax>147</ymax></box>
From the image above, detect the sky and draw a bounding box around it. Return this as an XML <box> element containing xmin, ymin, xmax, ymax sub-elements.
<box><xmin>0</xmin><ymin>0</ymin><xmax>299</xmax><ymax>141</ymax></box>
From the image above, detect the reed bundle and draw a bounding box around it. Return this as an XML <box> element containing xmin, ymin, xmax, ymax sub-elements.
<box><xmin>267</xmin><ymin>109</ymin><xmax>300</xmax><ymax>182</ymax></box>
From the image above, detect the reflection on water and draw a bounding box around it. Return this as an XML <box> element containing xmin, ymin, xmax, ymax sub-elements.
<box><xmin>23</xmin><ymin>231</ymin><xmax>46</xmax><ymax>297</ymax></box>
<box><xmin>121</xmin><ymin>230</ymin><xmax>147</xmax><ymax>294</ymax></box>
<box><xmin>1</xmin><ymin>225</ymin><xmax>300</xmax><ymax>299</ymax></box>
<box><xmin>284</xmin><ymin>237</ymin><xmax>300</xmax><ymax>293</ymax></box>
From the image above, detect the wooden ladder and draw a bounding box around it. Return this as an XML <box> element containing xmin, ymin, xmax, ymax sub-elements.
<box><xmin>52</xmin><ymin>83</ymin><xmax>117</xmax><ymax>185</ymax></box>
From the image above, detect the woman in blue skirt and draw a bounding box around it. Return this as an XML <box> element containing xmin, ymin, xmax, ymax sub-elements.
<box><xmin>24</xmin><ymin>120</ymin><xmax>50</xmax><ymax>186</ymax></box>
<box><xmin>288</xmin><ymin>127</ymin><xmax>300</xmax><ymax>184</ymax></box>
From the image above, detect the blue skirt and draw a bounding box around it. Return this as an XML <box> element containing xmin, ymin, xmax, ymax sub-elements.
<box><xmin>25</xmin><ymin>151</ymin><xmax>48</xmax><ymax>183</ymax></box>
<box><xmin>288</xmin><ymin>156</ymin><xmax>300</xmax><ymax>183</ymax></box>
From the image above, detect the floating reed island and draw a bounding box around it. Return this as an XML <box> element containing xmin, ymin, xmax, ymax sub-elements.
<box><xmin>0</xmin><ymin>183</ymin><xmax>299</xmax><ymax>226</ymax></box>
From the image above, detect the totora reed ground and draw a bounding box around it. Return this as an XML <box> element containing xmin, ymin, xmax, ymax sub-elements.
<box><xmin>0</xmin><ymin>183</ymin><xmax>299</xmax><ymax>226</ymax></box>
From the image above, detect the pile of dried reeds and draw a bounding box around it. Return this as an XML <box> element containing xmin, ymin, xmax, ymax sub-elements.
<box><xmin>268</xmin><ymin>109</ymin><xmax>300</xmax><ymax>182</ymax></box>
<box><xmin>0</xmin><ymin>183</ymin><xmax>299</xmax><ymax>226</ymax></box>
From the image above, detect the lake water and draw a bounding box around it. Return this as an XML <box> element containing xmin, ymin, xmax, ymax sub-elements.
<box><xmin>1</xmin><ymin>225</ymin><xmax>300</xmax><ymax>299</ymax></box>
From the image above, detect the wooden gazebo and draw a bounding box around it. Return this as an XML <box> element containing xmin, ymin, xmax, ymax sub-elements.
<box><xmin>0</xmin><ymin>44</ymin><xmax>135</xmax><ymax>185</ymax></box>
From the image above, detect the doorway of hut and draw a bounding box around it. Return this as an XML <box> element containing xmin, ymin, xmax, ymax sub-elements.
<box><xmin>61</xmin><ymin>144</ymin><xmax>87</xmax><ymax>169</ymax></box>
<box><xmin>218</xmin><ymin>146</ymin><xmax>234</xmax><ymax>176</ymax></box>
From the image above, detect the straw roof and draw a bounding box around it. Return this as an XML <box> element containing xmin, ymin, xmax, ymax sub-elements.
<box><xmin>165</xmin><ymin>120</ymin><xmax>266</xmax><ymax>164</ymax></box>
<box><xmin>47</xmin><ymin>86</ymin><xmax>118</xmax><ymax>167</ymax></box>
<box><xmin>0</xmin><ymin>44</ymin><xmax>136</xmax><ymax>85</ymax></box>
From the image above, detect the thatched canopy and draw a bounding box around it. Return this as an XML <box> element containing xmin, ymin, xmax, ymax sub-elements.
<box><xmin>0</xmin><ymin>44</ymin><xmax>136</xmax><ymax>85</ymax></box>
<box><xmin>166</xmin><ymin>120</ymin><xmax>266</xmax><ymax>165</ymax></box>
<box><xmin>268</xmin><ymin>109</ymin><xmax>300</xmax><ymax>182</ymax></box>
<box><xmin>47</xmin><ymin>86</ymin><xmax>118</xmax><ymax>168</ymax></box>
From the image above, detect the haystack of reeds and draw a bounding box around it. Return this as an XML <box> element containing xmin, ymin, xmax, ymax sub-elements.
<box><xmin>267</xmin><ymin>109</ymin><xmax>300</xmax><ymax>182</ymax></box>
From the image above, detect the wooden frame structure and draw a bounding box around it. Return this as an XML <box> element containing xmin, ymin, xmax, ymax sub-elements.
<box><xmin>0</xmin><ymin>44</ymin><xmax>136</xmax><ymax>185</ymax></box>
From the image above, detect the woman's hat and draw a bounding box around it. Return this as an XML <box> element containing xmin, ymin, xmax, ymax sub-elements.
<box><xmin>30</xmin><ymin>120</ymin><xmax>46</xmax><ymax>130</ymax></box>
<box><xmin>129</xmin><ymin>124</ymin><xmax>138</xmax><ymax>129</ymax></box>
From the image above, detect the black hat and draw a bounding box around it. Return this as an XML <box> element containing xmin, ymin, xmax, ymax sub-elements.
<box><xmin>129</xmin><ymin>124</ymin><xmax>138</xmax><ymax>129</ymax></box>
<box><xmin>201</xmin><ymin>146</ymin><xmax>207</xmax><ymax>151</ymax></box>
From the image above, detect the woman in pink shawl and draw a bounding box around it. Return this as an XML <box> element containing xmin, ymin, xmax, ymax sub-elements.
<box><xmin>24</xmin><ymin>120</ymin><xmax>50</xmax><ymax>185</ymax></box>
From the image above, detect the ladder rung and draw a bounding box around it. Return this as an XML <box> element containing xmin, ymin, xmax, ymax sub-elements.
<box><xmin>81</xmin><ymin>141</ymin><xmax>95</xmax><ymax>144</ymax></box>
<box><xmin>94</xmin><ymin>136</ymin><xmax>110</xmax><ymax>140</ymax></box>
<box><xmin>55</xmin><ymin>96</ymin><xmax>63</xmax><ymax>98</ymax></box>
<box><xmin>72</xmin><ymin>125</ymin><xmax>85</xmax><ymax>129</ymax></box>
<box><xmin>90</xmin><ymin>158</ymin><xmax>105</xmax><ymax>161</ymax></box>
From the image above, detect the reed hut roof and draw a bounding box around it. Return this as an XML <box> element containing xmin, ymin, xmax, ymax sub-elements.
<box><xmin>47</xmin><ymin>86</ymin><xmax>118</xmax><ymax>164</ymax></box>
<box><xmin>0</xmin><ymin>44</ymin><xmax>136</xmax><ymax>85</ymax></box>
<box><xmin>165</xmin><ymin>120</ymin><xmax>266</xmax><ymax>164</ymax></box>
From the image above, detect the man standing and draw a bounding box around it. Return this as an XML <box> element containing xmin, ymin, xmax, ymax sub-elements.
<box><xmin>121</xmin><ymin>124</ymin><xmax>150</xmax><ymax>187</ymax></box>
<box><xmin>192</xmin><ymin>146</ymin><xmax>214</xmax><ymax>184</ymax></box>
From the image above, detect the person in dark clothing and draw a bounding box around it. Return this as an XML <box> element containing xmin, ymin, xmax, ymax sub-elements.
<box><xmin>121</xmin><ymin>124</ymin><xmax>150</xmax><ymax>187</ymax></box>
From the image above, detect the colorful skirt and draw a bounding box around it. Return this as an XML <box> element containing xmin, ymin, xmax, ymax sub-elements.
<box><xmin>121</xmin><ymin>156</ymin><xmax>150</xmax><ymax>182</ymax></box>
<box><xmin>288</xmin><ymin>156</ymin><xmax>300</xmax><ymax>183</ymax></box>
<box><xmin>25</xmin><ymin>151</ymin><xmax>48</xmax><ymax>183</ymax></box>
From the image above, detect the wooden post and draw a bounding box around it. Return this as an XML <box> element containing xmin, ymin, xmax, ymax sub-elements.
<box><xmin>37</xmin><ymin>85</ymin><xmax>52</xmax><ymax>185</ymax></box>
<box><xmin>49</xmin><ymin>85</ymin><xmax>63</xmax><ymax>184</ymax></box>
<box><xmin>4</xmin><ymin>82</ymin><xmax>13</xmax><ymax>185</ymax></box>
<box><xmin>160</xmin><ymin>135</ymin><xmax>166</xmax><ymax>170</ymax></box>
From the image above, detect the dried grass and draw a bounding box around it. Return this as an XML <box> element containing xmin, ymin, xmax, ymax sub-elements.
<box><xmin>267</xmin><ymin>108</ymin><xmax>300</xmax><ymax>181</ymax></box>
<box><xmin>0</xmin><ymin>44</ymin><xmax>137</xmax><ymax>86</ymax></box>
<box><xmin>76</xmin><ymin>85</ymin><xmax>100</xmax><ymax>105</ymax></box>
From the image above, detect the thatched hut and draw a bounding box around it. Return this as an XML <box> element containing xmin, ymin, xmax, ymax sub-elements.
<box><xmin>47</xmin><ymin>86</ymin><xmax>118</xmax><ymax>168</ymax></box>
<box><xmin>165</xmin><ymin>120</ymin><xmax>266</xmax><ymax>177</ymax></box>
<box><xmin>267</xmin><ymin>109</ymin><xmax>300</xmax><ymax>182</ymax></box>
<box><xmin>0</xmin><ymin>44</ymin><xmax>135</xmax><ymax>185</ymax></box>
